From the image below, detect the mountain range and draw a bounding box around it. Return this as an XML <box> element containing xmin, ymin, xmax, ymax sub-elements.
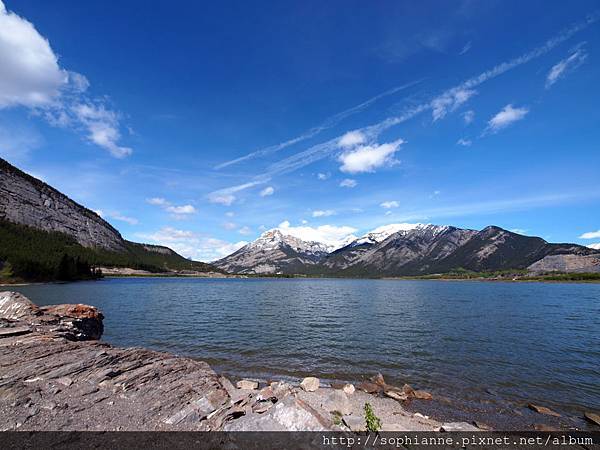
<box><xmin>215</xmin><ymin>223</ymin><xmax>600</xmax><ymax>276</ymax></box>
<box><xmin>2</xmin><ymin>157</ymin><xmax>599</xmax><ymax>280</ymax></box>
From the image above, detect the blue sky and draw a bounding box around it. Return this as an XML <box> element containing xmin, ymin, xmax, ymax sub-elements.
<box><xmin>1</xmin><ymin>0</ymin><xmax>599</xmax><ymax>260</ymax></box>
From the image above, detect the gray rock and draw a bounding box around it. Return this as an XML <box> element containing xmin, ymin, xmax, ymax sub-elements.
<box><xmin>300</xmin><ymin>377</ymin><xmax>320</xmax><ymax>392</ymax></box>
<box><xmin>440</xmin><ymin>422</ymin><xmax>479</xmax><ymax>432</ymax></box>
<box><xmin>320</xmin><ymin>390</ymin><xmax>352</xmax><ymax>415</ymax></box>
<box><xmin>224</xmin><ymin>395</ymin><xmax>330</xmax><ymax>431</ymax></box>
<box><xmin>342</xmin><ymin>383</ymin><xmax>355</xmax><ymax>395</ymax></box>
<box><xmin>343</xmin><ymin>415</ymin><xmax>366</xmax><ymax>432</ymax></box>
<box><xmin>236</xmin><ymin>379</ymin><xmax>259</xmax><ymax>390</ymax></box>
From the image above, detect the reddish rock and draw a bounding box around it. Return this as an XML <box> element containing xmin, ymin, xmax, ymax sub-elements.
<box><xmin>370</xmin><ymin>373</ymin><xmax>386</xmax><ymax>386</ymax></box>
<box><xmin>358</xmin><ymin>381</ymin><xmax>381</xmax><ymax>394</ymax></box>
<box><xmin>414</xmin><ymin>390</ymin><xmax>432</xmax><ymax>400</ymax></box>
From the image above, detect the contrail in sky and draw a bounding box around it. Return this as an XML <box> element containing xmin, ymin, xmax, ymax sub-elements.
<box><xmin>214</xmin><ymin>79</ymin><xmax>425</xmax><ymax>170</ymax></box>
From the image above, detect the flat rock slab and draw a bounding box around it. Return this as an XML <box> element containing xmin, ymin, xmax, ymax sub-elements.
<box><xmin>0</xmin><ymin>326</ymin><xmax>31</xmax><ymax>337</ymax></box>
<box><xmin>0</xmin><ymin>292</ymin><xmax>337</xmax><ymax>432</ymax></box>
<box><xmin>528</xmin><ymin>404</ymin><xmax>561</xmax><ymax>417</ymax></box>
<box><xmin>440</xmin><ymin>422</ymin><xmax>480</xmax><ymax>432</ymax></box>
<box><xmin>585</xmin><ymin>412</ymin><xmax>600</xmax><ymax>427</ymax></box>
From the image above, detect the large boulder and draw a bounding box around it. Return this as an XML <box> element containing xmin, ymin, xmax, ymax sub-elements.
<box><xmin>0</xmin><ymin>291</ymin><xmax>40</xmax><ymax>319</ymax></box>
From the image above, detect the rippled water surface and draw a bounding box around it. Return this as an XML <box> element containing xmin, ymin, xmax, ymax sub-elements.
<box><xmin>12</xmin><ymin>278</ymin><xmax>600</xmax><ymax>421</ymax></box>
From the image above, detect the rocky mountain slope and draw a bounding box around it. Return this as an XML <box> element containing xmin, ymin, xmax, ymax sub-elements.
<box><xmin>217</xmin><ymin>223</ymin><xmax>600</xmax><ymax>276</ymax></box>
<box><xmin>0</xmin><ymin>158</ymin><xmax>217</xmax><ymax>280</ymax></box>
<box><xmin>1</xmin><ymin>158</ymin><xmax>125</xmax><ymax>252</ymax></box>
<box><xmin>215</xmin><ymin>229</ymin><xmax>329</xmax><ymax>274</ymax></box>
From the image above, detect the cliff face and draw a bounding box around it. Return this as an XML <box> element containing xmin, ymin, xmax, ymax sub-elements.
<box><xmin>0</xmin><ymin>158</ymin><xmax>125</xmax><ymax>252</ymax></box>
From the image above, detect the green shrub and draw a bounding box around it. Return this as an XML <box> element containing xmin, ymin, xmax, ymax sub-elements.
<box><xmin>364</xmin><ymin>402</ymin><xmax>381</xmax><ymax>432</ymax></box>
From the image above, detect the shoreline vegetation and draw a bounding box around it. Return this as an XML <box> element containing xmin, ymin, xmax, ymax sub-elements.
<box><xmin>2</xmin><ymin>291</ymin><xmax>598</xmax><ymax>432</ymax></box>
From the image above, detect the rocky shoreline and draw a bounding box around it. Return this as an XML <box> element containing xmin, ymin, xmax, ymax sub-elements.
<box><xmin>1</xmin><ymin>291</ymin><xmax>598</xmax><ymax>432</ymax></box>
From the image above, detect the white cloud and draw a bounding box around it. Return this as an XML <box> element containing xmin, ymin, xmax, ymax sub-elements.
<box><xmin>277</xmin><ymin>220</ymin><xmax>357</xmax><ymax>250</ymax></box>
<box><xmin>580</xmin><ymin>230</ymin><xmax>600</xmax><ymax>239</ymax></box>
<box><xmin>136</xmin><ymin>226</ymin><xmax>247</xmax><ymax>262</ymax></box>
<box><xmin>317</xmin><ymin>172</ymin><xmax>330</xmax><ymax>180</ymax></box>
<box><xmin>71</xmin><ymin>103</ymin><xmax>132</xmax><ymax>158</ymax></box>
<box><xmin>260</xmin><ymin>186</ymin><xmax>274</xmax><ymax>197</ymax></box>
<box><xmin>486</xmin><ymin>104</ymin><xmax>529</xmax><ymax>133</ymax></box>
<box><xmin>339</xmin><ymin>139</ymin><xmax>404</xmax><ymax>174</ymax></box>
<box><xmin>147</xmin><ymin>197</ymin><xmax>168</xmax><ymax>206</ymax></box>
<box><xmin>223</xmin><ymin>222</ymin><xmax>237</xmax><ymax>230</ymax></box>
<box><xmin>0</xmin><ymin>1</ymin><xmax>66</xmax><ymax>108</ymax></box>
<box><xmin>339</xmin><ymin>178</ymin><xmax>357</xmax><ymax>188</ymax></box>
<box><xmin>166</xmin><ymin>204</ymin><xmax>196</xmax><ymax>214</ymax></box>
<box><xmin>202</xmin><ymin>15</ymin><xmax>599</xmax><ymax>198</ymax></box>
<box><xmin>338</xmin><ymin>130</ymin><xmax>366</xmax><ymax>148</ymax></box>
<box><xmin>380</xmin><ymin>201</ymin><xmax>399</xmax><ymax>209</ymax></box>
<box><xmin>146</xmin><ymin>197</ymin><xmax>197</xmax><ymax>216</ymax></box>
<box><xmin>213</xmin><ymin>80</ymin><xmax>421</xmax><ymax>169</ymax></box>
<box><xmin>0</xmin><ymin>2</ymin><xmax>132</xmax><ymax>157</ymax></box>
<box><xmin>463</xmin><ymin>110</ymin><xmax>475</xmax><ymax>124</ymax></box>
<box><xmin>93</xmin><ymin>209</ymin><xmax>104</xmax><ymax>217</ymax></box>
<box><xmin>225</xmin><ymin>211</ymin><xmax>235</xmax><ymax>217</ymax></box>
<box><xmin>431</xmin><ymin>88</ymin><xmax>476</xmax><ymax>121</ymax></box>
<box><xmin>312</xmin><ymin>209</ymin><xmax>336</xmax><ymax>217</ymax></box>
<box><xmin>208</xmin><ymin>193</ymin><xmax>235</xmax><ymax>206</ymax></box>
<box><xmin>238</xmin><ymin>226</ymin><xmax>252</xmax><ymax>235</ymax></box>
<box><xmin>587</xmin><ymin>243</ymin><xmax>600</xmax><ymax>250</ymax></box>
<box><xmin>457</xmin><ymin>138</ymin><xmax>472</xmax><ymax>146</ymax></box>
<box><xmin>207</xmin><ymin>180</ymin><xmax>267</xmax><ymax>206</ymax></box>
<box><xmin>109</xmin><ymin>212</ymin><xmax>138</xmax><ymax>225</ymax></box>
<box><xmin>546</xmin><ymin>44</ymin><xmax>587</xmax><ymax>88</ymax></box>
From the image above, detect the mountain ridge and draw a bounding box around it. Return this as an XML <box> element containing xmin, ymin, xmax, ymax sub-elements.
<box><xmin>215</xmin><ymin>223</ymin><xmax>600</xmax><ymax>276</ymax></box>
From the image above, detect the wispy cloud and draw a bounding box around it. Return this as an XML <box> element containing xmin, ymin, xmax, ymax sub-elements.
<box><xmin>457</xmin><ymin>138</ymin><xmax>472</xmax><ymax>146</ymax></box>
<box><xmin>339</xmin><ymin>178</ymin><xmax>357</xmax><ymax>188</ymax></box>
<box><xmin>459</xmin><ymin>41</ymin><xmax>472</xmax><ymax>55</ymax></box>
<box><xmin>545</xmin><ymin>43</ymin><xmax>588</xmax><ymax>88</ymax></box>
<box><xmin>463</xmin><ymin>110</ymin><xmax>475</xmax><ymax>124</ymax></box>
<box><xmin>431</xmin><ymin>88</ymin><xmax>476</xmax><ymax>121</ymax></box>
<box><xmin>579</xmin><ymin>229</ymin><xmax>600</xmax><ymax>239</ymax></box>
<box><xmin>214</xmin><ymin>79</ymin><xmax>423</xmax><ymax>169</ymax></box>
<box><xmin>312</xmin><ymin>209</ymin><xmax>336</xmax><ymax>217</ymax></box>
<box><xmin>208</xmin><ymin>179</ymin><xmax>268</xmax><ymax>205</ymax></box>
<box><xmin>587</xmin><ymin>243</ymin><xmax>600</xmax><ymax>250</ymax></box>
<box><xmin>146</xmin><ymin>197</ymin><xmax>197</xmax><ymax>216</ymax></box>
<box><xmin>108</xmin><ymin>212</ymin><xmax>139</xmax><ymax>225</ymax></box>
<box><xmin>259</xmin><ymin>186</ymin><xmax>275</xmax><ymax>197</ymax></box>
<box><xmin>485</xmin><ymin>104</ymin><xmax>529</xmax><ymax>133</ymax></box>
<box><xmin>207</xmin><ymin>12</ymin><xmax>599</xmax><ymax>200</ymax></box>
<box><xmin>380</xmin><ymin>201</ymin><xmax>399</xmax><ymax>209</ymax></box>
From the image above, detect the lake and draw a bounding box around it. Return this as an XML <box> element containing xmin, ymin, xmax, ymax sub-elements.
<box><xmin>10</xmin><ymin>277</ymin><xmax>600</xmax><ymax>427</ymax></box>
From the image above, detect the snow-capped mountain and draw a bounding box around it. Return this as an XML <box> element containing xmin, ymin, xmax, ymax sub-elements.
<box><xmin>349</xmin><ymin>223</ymin><xmax>423</xmax><ymax>247</ymax></box>
<box><xmin>214</xmin><ymin>229</ymin><xmax>330</xmax><ymax>274</ymax></box>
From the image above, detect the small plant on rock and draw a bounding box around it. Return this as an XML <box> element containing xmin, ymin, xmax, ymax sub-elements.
<box><xmin>364</xmin><ymin>402</ymin><xmax>381</xmax><ymax>432</ymax></box>
<box><xmin>331</xmin><ymin>410</ymin><xmax>343</xmax><ymax>426</ymax></box>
